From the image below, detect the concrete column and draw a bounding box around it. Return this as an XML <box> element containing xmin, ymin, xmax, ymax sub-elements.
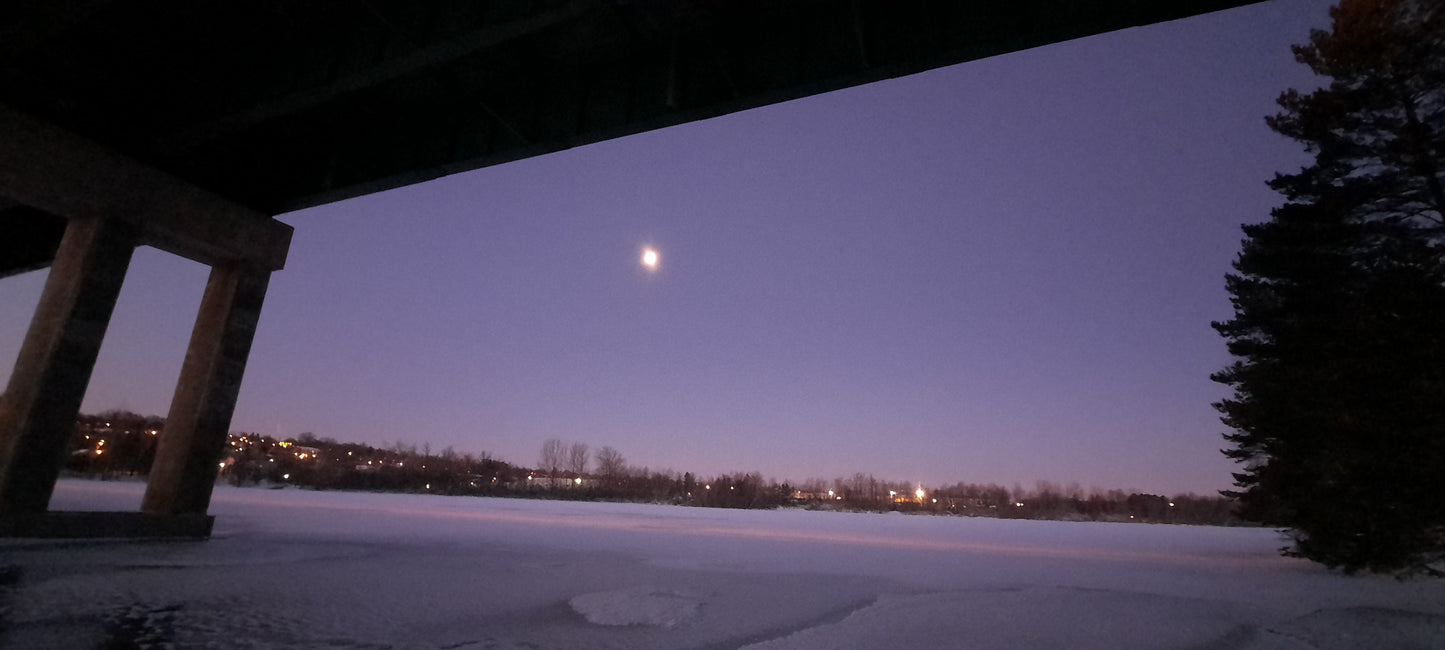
<box><xmin>0</xmin><ymin>217</ymin><xmax>136</xmax><ymax>515</ymax></box>
<box><xmin>142</xmin><ymin>263</ymin><xmax>270</xmax><ymax>516</ymax></box>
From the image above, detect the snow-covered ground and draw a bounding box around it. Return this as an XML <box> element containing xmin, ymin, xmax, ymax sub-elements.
<box><xmin>3</xmin><ymin>480</ymin><xmax>1442</xmax><ymax>648</ymax></box>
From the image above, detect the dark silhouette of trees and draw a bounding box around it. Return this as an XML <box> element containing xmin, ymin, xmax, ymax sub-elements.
<box><xmin>566</xmin><ymin>442</ymin><xmax>589</xmax><ymax>476</ymax></box>
<box><xmin>1213</xmin><ymin>0</ymin><xmax>1445</xmax><ymax>574</ymax></box>
<box><xmin>595</xmin><ymin>446</ymin><xmax>625</xmax><ymax>484</ymax></box>
<box><xmin>54</xmin><ymin>411</ymin><xmax>1242</xmax><ymax>525</ymax></box>
<box><xmin>65</xmin><ymin>410</ymin><xmax>163</xmax><ymax>477</ymax></box>
<box><xmin>538</xmin><ymin>438</ymin><xmax>565</xmax><ymax>478</ymax></box>
<box><xmin>695</xmin><ymin>472</ymin><xmax>785</xmax><ymax>509</ymax></box>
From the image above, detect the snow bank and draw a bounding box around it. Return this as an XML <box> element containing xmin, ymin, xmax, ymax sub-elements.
<box><xmin>1</xmin><ymin>480</ymin><xmax>1441</xmax><ymax>648</ymax></box>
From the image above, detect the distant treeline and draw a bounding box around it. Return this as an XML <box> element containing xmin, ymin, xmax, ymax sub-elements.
<box><xmin>63</xmin><ymin>411</ymin><xmax>1243</xmax><ymax>526</ymax></box>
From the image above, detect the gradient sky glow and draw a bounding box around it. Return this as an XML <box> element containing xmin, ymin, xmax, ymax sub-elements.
<box><xmin>1</xmin><ymin>0</ymin><xmax>1335</xmax><ymax>496</ymax></box>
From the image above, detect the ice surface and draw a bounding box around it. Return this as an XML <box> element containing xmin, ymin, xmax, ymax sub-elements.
<box><xmin>570</xmin><ymin>587</ymin><xmax>701</xmax><ymax>627</ymax></box>
<box><xmin>2</xmin><ymin>479</ymin><xmax>1442</xmax><ymax>648</ymax></box>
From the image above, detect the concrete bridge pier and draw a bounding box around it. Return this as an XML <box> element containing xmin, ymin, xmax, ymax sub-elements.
<box><xmin>0</xmin><ymin>217</ymin><xmax>137</xmax><ymax>516</ymax></box>
<box><xmin>0</xmin><ymin>105</ymin><xmax>292</xmax><ymax>538</ymax></box>
<box><xmin>143</xmin><ymin>264</ymin><xmax>271</xmax><ymax>517</ymax></box>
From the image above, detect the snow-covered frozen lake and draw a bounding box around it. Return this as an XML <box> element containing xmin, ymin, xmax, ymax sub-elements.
<box><xmin>2</xmin><ymin>479</ymin><xmax>1442</xmax><ymax>648</ymax></box>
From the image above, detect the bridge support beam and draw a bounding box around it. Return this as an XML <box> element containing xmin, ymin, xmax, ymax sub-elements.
<box><xmin>0</xmin><ymin>217</ymin><xmax>136</xmax><ymax>515</ymax></box>
<box><xmin>0</xmin><ymin>108</ymin><xmax>290</xmax><ymax>538</ymax></box>
<box><xmin>143</xmin><ymin>264</ymin><xmax>270</xmax><ymax>517</ymax></box>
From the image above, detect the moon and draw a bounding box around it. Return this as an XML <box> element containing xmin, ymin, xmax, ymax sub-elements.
<box><xmin>641</xmin><ymin>247</ymin><xmax>660</xmax><ymax>271</ymax></box>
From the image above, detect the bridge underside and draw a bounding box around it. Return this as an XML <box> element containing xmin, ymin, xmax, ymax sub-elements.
<box><xmin>0</xmin><ymin>0</ymin><xmax>1259</xmax><ymax>537</ymax></box>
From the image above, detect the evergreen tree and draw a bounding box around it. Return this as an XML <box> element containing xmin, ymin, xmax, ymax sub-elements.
<box><xmin>1213</xmin><ymin>0</ymin><xmax>1445</xmax><ymax>574</ymax></box>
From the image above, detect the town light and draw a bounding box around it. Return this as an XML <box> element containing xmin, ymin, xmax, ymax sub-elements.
<box><xmin>915</xmin><ymin>488</ymin><xmax>925</xmax><ymax>500</ymax></box>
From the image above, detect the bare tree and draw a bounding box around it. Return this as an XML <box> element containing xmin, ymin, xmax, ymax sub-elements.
<box><xmin>539</xmin><ymin>438</ymin><xmax>566</xmax><ymax>477</ymax></box>
<box><xmin>595</xmin><ymin>446</ymin><xmax>625</xmax><ymax>480</ymax></box>
<box><xmin>566</xmin><ymin>442</ymin><xmax>589</xmax><ymax>475</ymax></box>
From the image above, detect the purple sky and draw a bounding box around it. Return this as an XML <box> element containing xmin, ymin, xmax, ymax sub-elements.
<box><xmin>2</xmin><ymin>0</ymin><xmax>1334</xmax><ymax>496</ymax></box>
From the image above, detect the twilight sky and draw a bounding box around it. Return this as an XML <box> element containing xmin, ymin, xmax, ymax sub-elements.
<box><xmin>2</xmin><ymin>0</ymin><xmax>1334</xmax><ymax>496</ymax></box>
